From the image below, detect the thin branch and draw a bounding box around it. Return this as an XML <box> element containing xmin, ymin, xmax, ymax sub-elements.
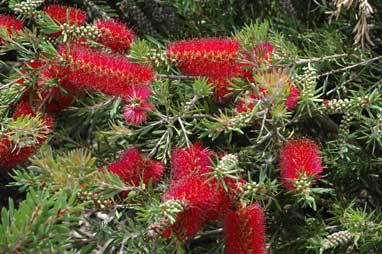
<box><xmin>157</xmin><ymin>74</ymin><xmax>198</xmax><ymax>80</ymax></box>
<box><xmin>320</xmin><ymin>55</ymin><xmax>382</xmax><ymax>77</ymax></box>
<box><xmin>294</xmin><ymin>53</ymin><xmax>349</xmax><ymax>65</ymax></box>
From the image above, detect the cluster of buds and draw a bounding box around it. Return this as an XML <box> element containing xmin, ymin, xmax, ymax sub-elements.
<box><xmin>322</xmin><ymin>230</ymin><xmax>354</xmax><ymax>250</ymax></box>
<box><xmin>338</xmin><ymin>112</ymin><xmax>353</xmax><ymax>139</ymax></box>
<box><xmin>148</xmin><ymin>48</ymin><xmax>174</xmax><ymax>69</ymax></box>
<box><xmin>293</xmin><ymin>172</ymin><xmax>313</xmax><ymax>199</ymax></box>
<box><xmin>215</xmin><ymin>154</ymin><xmax>239</xmax><ymax>175</ymax></box>
<box><xmin>61</xmin><ymin>24</ymin><xmax>100</xmax><ymax>42</ymax></box>
<box><xmin>12</xmin><ymin>0</ymin><xmax>45</xmax><ymax>16</ymax></box>
<box><xmin>297</xmin><ymin>66</ymin><xmax>318</xmax><ymax>106</ymax></box>
<box><xmin>242</xmin><ymin>182</ymin><xmax>268</xmax><ymax>196</ymax></box>
<box><xmin>159</xmin><ymin>199</ymin><xmax>185</xmax><ymax>223</ymax></box>
<box><xmin>321</xmin><ymin>96</ymin><xmax>369</xmax><ymax>114</ymax></box>
<box><xmin>213</xmin><ymin>112</ymin><xmax>254</xmax><ymax>133</ymax></box>
<box><xmin>77</xmin><ymin>190</ymin><xmax>113</xmax><ymax>210</ymax></box>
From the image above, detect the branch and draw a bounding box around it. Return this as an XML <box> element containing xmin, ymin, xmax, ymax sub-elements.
<box><xmin>294</xmin><ymin>53</ymin><xmax>349</xmax><ymax>65</ymax></box>
<box><xmin>157</xmin><ymin>74</ymin><xmax>198</xmax><ymax>80</ymax></box>
<box><xmin>320</xmin><ymin>55</ymin><xmax>382</xmax><ymax>77</ymax></box>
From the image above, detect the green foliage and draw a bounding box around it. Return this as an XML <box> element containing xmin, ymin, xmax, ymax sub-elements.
<box><xmin>0</xmin><ymin>1</ymin><xmax>381</xmax><ymax>254</ymax></box>
<box><xmin>0</xmin><ymin>188</ymin><xmax>84</xmax><ymax>254</ymax></box>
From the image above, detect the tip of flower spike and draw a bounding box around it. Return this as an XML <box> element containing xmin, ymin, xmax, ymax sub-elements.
<box><xmin>107</xmin><ymin>148</ymin><xmax>164</xmax><ymax>188</ymax></box>
<box><xmin>96</xmin><ymin>19</ymin><xmax>135</xmax><ymax>53</ymax></box>
<box><xmin>285</xmin><ymin>87</ymin><xmax>300</xmax><ymax>111</ymax></box>
<box><xmin>171</xmin><ymin>142</ymin><xmax>213</xmax><ymax>180</ymax></box>
<box><xmin>0</xmin><ymin>15</ymin><xmax>23</xmax><ymax>42</ymax></box>
<box><xmin>43</xmin><ymin>4</ymin><xmax>86</xmax><ymax>26</ymax></box>
<box><xmin>224</xmin><ymin>203</ymin><xmax>266</xmax><ymax>254</ymax></box>
<box><xmin>279</xmin><ymin>138</ymin><xmax>323</xmax><ymax>190</ymax></box>
<box><xmin>163</xmin><ymin>174</ymin><xmax>231</xmax><ymax>239</ymax></box>
<box><xmin>0</xmin><ymin>107</ymin><xmax>53</xmax><ymax>170</ymax></box>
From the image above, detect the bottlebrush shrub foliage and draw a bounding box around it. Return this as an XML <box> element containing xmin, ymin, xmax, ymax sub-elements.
<box><xmin>0</xmin><ymin>1</ymin><xmax>382</xmax><ymax>254</ymax></box>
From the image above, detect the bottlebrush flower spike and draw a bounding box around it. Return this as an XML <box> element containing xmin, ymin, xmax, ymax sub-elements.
<box><xmin>0</xmin><ymin>99</ymin><xmax>53</xmax><ymax>169</ymax></box>
<box><xmin>0</xmin><ymin>15</ymin><xmax>23</xmax><ymax>43</ymax></box>
<box><xmin>285</xmin><ymin>87</ymin><xmax>300</xmax><ymax>111</ymax></box>
<box><xmin>163</xmin><ymin>175</ymin><xmax>231</xmax><ymax>239</ymax></box>
<box><xmin>43</xmin><ymin>4</ymin><xmax>86</xmax><ymax>26</ymax></box>
<box><xmin>279</xmin><ymin>138</ymin><xmax>323</xmax><ymax>190</ymax></box>
<box><xmin>171</xmin><ymin>142</ymin><xmax>213</xmax><ymax>181</ymax></box>
<box><xmin>107</xmin><ymin>148</ymin><xmax>164</xmax><ymax>187</ymax></box>
<box><xmin>167</xmin><ymin>38</ymin><xmax>240</xmax><ymax>78</ymax></box>
<box><xmin>123</xmin><ymin>85</ymin><xmax>153</xmax><ymax>125</ymax></box>
<box><xmin>58</xmin><ymin>43</ymin><xmax>155</xmax><ymax>97</ymax></box>
<box><xmin>96</xmin><ymin>19</ymin><xmax>135</xmax><ymax>53</ymax></box>
<box><xmin>224</xmin><ymin>203</ymin><xmax>266</xmax><ymax>254</ymax></box>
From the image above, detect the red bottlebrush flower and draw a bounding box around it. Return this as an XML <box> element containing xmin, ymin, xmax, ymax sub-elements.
<box><xmin>167</xmin><ymin>38</ymin><xmax>240</xmax><ymax>78</ymax></box>
<box><xmin>171</xmin><ymin>142</ymin><xmax>213</xmax><ymax>181</ymax></box>
<box><xmin>43</xmin><ymin>4</ymin><xmax>86</xmax><ymax>26</ymax></box>
<box><xmin>107</xmin><ymin>148</ymin><xmax>164</xmax><ymax>187</ymax></box>
<box><xmin>122</xmin><ymin>85</ymin><xmax>153</xmax><ymax>125</ymax></box>
<box><xmin>96</xmin><ymin>19</ymin><xmax>135</xmax><ymax>53</ymax></box>
<box><xmin>58</xmin><ymin>43</ymin><xmax>155</xmax><ymax>97</ymax></box>
<box><xmin>224</xmin><ymin>204</ymin><xmax>266</xmax><ymax>254</ymax></box>
<box><xmin>279</xmin><ymin>138</ymin><xmax>323</xmax><ymax>190</ymax></box>
<box><xmin>35</xmin><ymin>63</ymin><xmax>80</xmax><ymax>113</ymax></box>
<box><xmin>0</xmin><ymin>99</ymin><xmax>53</xmax><ymax>170</ymax></box>
<box><xmin>0</xmin><ymin>15</ymin><xmax>23</xmax><ymax>43</ymax></box>
<box><xmin>285</xmin><ymin>87</ymin><xmax>300</xmax><ymax>111</ymax></box>
<box><xmin>163</xmin><ymin>175</ymin><xmax>231</xmax><ymax>239</ymax></box>
<box><xmin>13</xmin><ymin>97</ymin><xmax>35</xmax><ymax>118</ymax></box>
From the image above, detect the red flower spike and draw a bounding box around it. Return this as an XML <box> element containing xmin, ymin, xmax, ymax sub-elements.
<box><xmin>58</xmin><ymin>43</ymin><xmax>155</xmax><ymax>97</ymax></box>
<box><xmin>224</xmin><ymin>204</ymin><xmax>266</xmax><ymax>254</ymax></box>
<box><xmin>167</xmin><ymin>38</ymin><xmax>240</xmax><ymax>78</ymax></box>
<box><xmin>96</xmin><ymin>19</ymin><xmax>135</xmax><ymax>53</ymax></box>
<box><xmin>171</xmin><ymin>142</ymin><xmax>213</xmax><ymax>181</ymax></box>
<box><xmin>163</xmin><ymin>175</ymin><xmax>231</xmax><ymax>239</ymax></box>
<box><xmin>107</xmin><ymin>148</ymin><xmax>164</xmax><ymax>189</ymax></box>
<box><xmin>285</xmin><ymin>87</ymin><xmax>300</xmax><ymax>111</ymax></box>
<box><xmin>123</xmin><ymin>85</ymin><xmax>153</xmax><ymax>125</ymax></box>
<box><xmin>0</xmin><ymin>15</ymin><xmax>23</xmax><ymax>43</ymax></box>
<box><xmin>0</xmin><ymin>99</ymin><xmax>53</xmax><ymax>170</ymax></box>
<box><xmin>279</xmin><ymin>138</ymin><xmax>323</xmax><ymax>190</ymax></box>
<box><xmin>43</xmin><ymin>4</ymin><xmax>86</xmax><ymax>26</ymax></box>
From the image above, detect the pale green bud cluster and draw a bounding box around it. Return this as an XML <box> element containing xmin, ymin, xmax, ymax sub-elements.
<box><xmin>61</xmin><ymin>24</ymin><xmax>101</xmax><ymax>42</ymax></box>
<box><xmin>78</xmin><ymin>191</ymin><xmax>112</xmax><ymax>210</ymax></box>
<box><xmin>160</xmin><ymin>199</ymin><xmax>185</xmax><ymax>223</ymax></box>
<box><xmin>321</xmin><ymin>96</ymin><xmax>369</xmax><ymax>114</ymax></box>
<box><xmin>322</xmin><ymin>230</ymin><xmax>353</xmax><ymax>250</ymax></box>
<box><xmin>13</xmin><ymin>0</ymin><xmax>45</xmax><ymax>16</ymax></box>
